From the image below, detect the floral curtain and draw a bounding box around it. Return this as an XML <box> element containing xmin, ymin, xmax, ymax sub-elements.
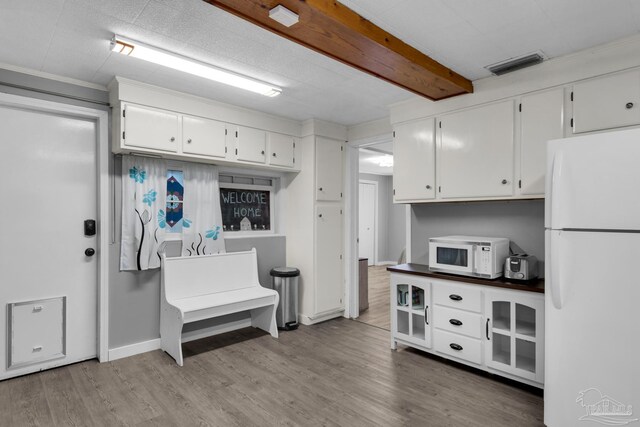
<box><xmin>121</xmin><ymin>155</ymin><xmax>168</xmax><ymax>271</ymax></box>
<box><xmin>181</xmin><ymin>162</ymin><xmax>225</xmax><ymax>256</ymax></box>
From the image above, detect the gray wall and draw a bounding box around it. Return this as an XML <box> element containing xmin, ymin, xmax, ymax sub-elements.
<box><xmin>410</xmin><ymin>200</ymin><xmax>545</xmax><ymax>274</ymax></box>
<box><xmin>359</xmin><ymin>173</ymin><xmax>406</xmax><ymax>264</ymax></box>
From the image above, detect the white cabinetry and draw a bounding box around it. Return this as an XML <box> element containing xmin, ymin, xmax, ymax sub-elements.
<box><xmin>393</xmin><ymin>118</ymin><xmax>436</xmax><ymax>201</ymax></box>
<box><xmin>233</xmin><ymin>125</ymin><xmax>267</xmax><ymax>164</ymax></box>
<box><xmin>485</xmin><ymin>290</ymin><xmax>544</xmax><ymax>384</ymax></box>
<box><xmin>315</xmin><ymin>137</ymin><xmax>343</xmax><ymax>201</ymax></box>
<box><xmin>391</xmin><ymin>275</ymin><xmax>432</xmax><ymax>350</ymax></box>
<box><xmin>268</xmin><ymin>133</ymin><xmax>296</xmax><ymax>168</ymax></box>
<box><xmin>438</xmin><ymin>101</ymin><xmax>515</xmax><ymax>199</ymax></box>
<box><xmin>286</xmin><ymin>134</ymin><xmax>345</xmax><ymax>325</ymax></box>
<box><xmin>181</xmin><ymin>115</ymin><xmax>227</xmax><ymax>158</ymax></box>
<box><xmin>122</xmin><ymin>103</ymin><xmax>179</xmax><ymax>152</ymax></box>
<box><xmin>519</xmin><ymin>88</ymin><xmax>565</xmax><ymax>196</ymax></box>
<box><xmin>572</xmin><ymin>70</ymin><xmax>640</xmax><ymax>134</ymax></box>
<box><xmin>390</xmin><ymin>271</ymin><xmax>544</xmax><ymax>387</ymax></box>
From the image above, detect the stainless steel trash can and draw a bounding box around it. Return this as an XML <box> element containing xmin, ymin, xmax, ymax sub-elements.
<box><xmin>270</xmin><ymin>267</ymin><xmax>300</xmax><ymax>330</ymax></box>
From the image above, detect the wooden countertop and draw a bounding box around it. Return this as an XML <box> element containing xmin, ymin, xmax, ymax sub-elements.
<box><xmin>387</xmin><ymin>263</ymin><xmax>545</xmax><ymax>294</ymax></box>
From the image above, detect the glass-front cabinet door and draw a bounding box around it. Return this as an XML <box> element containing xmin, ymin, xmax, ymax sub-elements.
<box><xmin>390</xmin><ymin>274</ymin><xmax>432</xmax><ymax>350</ymax></box>
<box><xmin>484</xmin><ymin>291</ymin><xmax>544</xmax><ymax>383</ymax></box>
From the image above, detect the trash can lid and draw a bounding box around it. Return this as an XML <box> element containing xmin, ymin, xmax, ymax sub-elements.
<box><xmin>270</xmin><ymin>267</ymin><xmax>300</xmax><ymax>277</ymax></box>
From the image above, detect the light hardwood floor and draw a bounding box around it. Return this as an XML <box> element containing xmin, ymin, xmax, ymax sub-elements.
<box><xmin>0</xmin><ymin>319</ymin><xmax>543</xmax><ymax>426</ymax></box>
<box><xmin>356</xmin><ymin>265</ymin><xmax>391</xmax><ymax>330</ymax></box>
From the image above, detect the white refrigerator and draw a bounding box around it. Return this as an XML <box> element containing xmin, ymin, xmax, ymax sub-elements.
<box><xmin>545</xmin><ymin>128</ymin><xmax>640</xmax><ymax>426</ymax></box>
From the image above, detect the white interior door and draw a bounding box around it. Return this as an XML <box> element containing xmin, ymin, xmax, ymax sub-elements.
<box><xmin>0</xmin><ymin>104</ymin><xmax>98</xmax><ymax>379</ymax></box>
<box><xmin>358</xmin><ymin>181</ymin><xmax>376</xmax><ymax>266</ymax></box>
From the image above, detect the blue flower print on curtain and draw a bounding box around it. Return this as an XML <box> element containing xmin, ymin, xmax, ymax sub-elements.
<box><xmin>206</xmin><ymin>226</ymin><xmax>221</xmax><ymax>240</ymax></box>
<box><xmin>142</xmin><ymin>189</ymin><xmax>157</xmax><ymax>207</ymax></box>
<box><xmin>129</xmin><ymin>166</ymin><xmax>146</xmax><ymax>184</ymax></box>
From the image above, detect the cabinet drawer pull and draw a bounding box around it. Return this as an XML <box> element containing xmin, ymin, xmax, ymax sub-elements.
<box><xmin>450</xmin><ymin>343</ymin><xmax>463</xmax><ymax>351</ymax></box>
<box><xmin>449</xmin><ymin>294</ymin><xmax>463</xmax><ymax>301</ymax></box>
<box><xmin>449</xmin><ymin>318</ymin><xmax>462</xmax><ymax>326</ymax></box>
<box><xmin>626</xmin><ymin>102</ymin><xmax>634</xmax><ymax>109</ymax></box>
<box><xmin>486</xmin><ymin>318</ymin><xmax>491</xmax><ymax>340</ymax></box>
<box><xmin>424</xmin><ymin>305</ymin><xmax>429</xmax><ymax>325</ymax></box>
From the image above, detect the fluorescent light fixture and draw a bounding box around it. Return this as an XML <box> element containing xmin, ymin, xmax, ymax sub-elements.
<box><xmin>110</xmin><ymin>35</ymin><xmax>282</xmax><ymax>97</ymax></box>
<box><xmin>269</xmin><ymin>5</ymin><xmax>299</xmax><ymax>27</ymax></box>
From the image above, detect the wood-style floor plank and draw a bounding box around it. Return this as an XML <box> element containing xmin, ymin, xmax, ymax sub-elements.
<box><xmin>356</xmin><ymin>265</ymin><xmax>391</xmax><ymax>330</ymax></box>
<box><xmin>0</xmin><ymin>318</ymin><xmax>543</xmax><ymax>426</ymax></box>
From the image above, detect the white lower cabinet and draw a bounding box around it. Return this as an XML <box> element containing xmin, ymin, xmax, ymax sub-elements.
<box><xmin>484</xmin><ymin>290</ymin><xmax>544</xmax><ymax>384</ymax></box>
<box><xmin>390</xmin><ymin>272</ymin><xmax>544</xmax><ymax>387</ymax></box>
<box><xmin>391</xmin><ymin>275</ymin><xmax>432</xmax><ymax>350</ymax></box>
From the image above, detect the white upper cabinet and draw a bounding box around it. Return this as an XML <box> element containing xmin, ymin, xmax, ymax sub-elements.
<box><xmin>519</xmin><ymin>88</ymin><xmax>565</xmax><ymax>196</ymax></box>
<box><xmin>393</xmin><ymin>118</ymin><xmax>436</xmax><ymax>201</ymax></box>
<box><xmin>438</xmin><ymin>101</ymin><xmax>515</xmax><ymax>199</ymax></box>
<box><xmin>181</xmin><ymin>115</ymin><xmax>227</xmax><ymax>158</ymax></box>
<box><xmin>316</xmin><ymin>137</ymin><xmax>343</xmax><ymax>201</ymax></box>
<box><xmin>234</xmin><ymin>125</ymin><xmax>267</xmax><ymax>164</ymax></box>
<box><xmin>572</xmin><ymin>70</ymin><xmax>640</xmax><ymax>134</ymax></box>
<box><xmin>122</xmin><ymin>103</ymin><xmax>179</xmax><ymax>152</ymax></box>
<box><xmin>268</xmin><ymin>132</ymin><xmax>295</xmax><ymax>168</ymax></box>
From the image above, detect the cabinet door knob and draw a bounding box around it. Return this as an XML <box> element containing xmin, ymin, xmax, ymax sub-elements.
<box><xmin>170</xmin><ymin>137</ymin><xmax>175</xmax><ymax>142</ymax></box>
<box><xmin>187</xmin><ymin>138</ymin><xmax>192</xmax><ymax>144</ymax></box>
<box><xmin>272</xmin><ymin>152</ymin><xmax>277</xmax><ymax>157</ymax></box>
<box><xmin>426</xmin><ymin>185</ymin><xmax>431</xmax><ymax>189</ymax></box>
<box><xmin>319</xmin><ymin>187</ymin><xmax>323</xmax><ymax>191</ymax></box>
<box><xmin>318</xmin><ymin>214</ymin><xmax>323</xmax><ymax>218</ymax></box>
<box><xmin>501</xmin><ymin>179</ymin><xmax>508</xmax><ymax>185</ymax></box>
<box><xmin>261</xmin><ymin>150</ymin><xmax>265</xmax><ymax>155</ymax></box>
<box><xmin>626</xmin><ymin>102</ymin><xmax>634</xmax><ymax>109</ymax></box>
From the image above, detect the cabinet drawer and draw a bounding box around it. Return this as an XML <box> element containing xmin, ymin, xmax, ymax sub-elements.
<box><xmin>434</xmin><ymin>329</ymin><xmax>482</xmax><ymax>365</ymax></box>
<box><xmin>434</xmin><ymin>306</ymin><xmax>482</xmax><ymax>339</ymax></box>
<box><xmin>8</xmin><ymin>297</ymin><xmax>66</xmax><ymax>369</ymax></box>
<box><xmin>433</xmin><ymin>282</ymin><xmax>482</xmax><ymax>312</ymax></box>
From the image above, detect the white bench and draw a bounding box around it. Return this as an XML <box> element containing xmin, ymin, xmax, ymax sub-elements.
<box><xmin>160</xmin><ymin>248</ymin><xmax>279</xmax><ymax>366</ymax></box>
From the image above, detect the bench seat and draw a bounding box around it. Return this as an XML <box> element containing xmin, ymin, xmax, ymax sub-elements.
<box><xmin>160</xmin><ymin>248</ymin><xmax>279</xmax><ymax>366</ymax></box>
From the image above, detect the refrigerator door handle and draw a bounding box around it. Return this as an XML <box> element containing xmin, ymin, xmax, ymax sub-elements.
<box><xmin>549</xmin><ymin>231</ymin><xmax>564</xmax><ymax>309</ymax></box>
<box><xmin>546</xmin><ymin>150</ymin><xmax>564</xmax><ymax>230</ymax></box>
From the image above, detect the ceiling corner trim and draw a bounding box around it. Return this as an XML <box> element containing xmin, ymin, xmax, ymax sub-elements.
<box><xmin>202</xmin><ymin>0</ymin><xmax>473</xmax><ymax>100</ymax></box>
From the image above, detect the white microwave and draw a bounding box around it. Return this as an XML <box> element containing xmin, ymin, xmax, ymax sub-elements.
<box><xmin>428</xmin><ymin>236</ymin><xmax>509</xmax><ymax>279</ymax></box>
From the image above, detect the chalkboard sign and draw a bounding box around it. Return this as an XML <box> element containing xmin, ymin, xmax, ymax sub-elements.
<box><xmin>220</xmin><ymin>188</ymin><xmax>271</xmax><ymax>232</ymax></box>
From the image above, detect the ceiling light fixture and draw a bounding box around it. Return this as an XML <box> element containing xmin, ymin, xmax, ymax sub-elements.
<box><xmin>486</xmin><ymin>52</ymin><xmax>545</xmax><ymax>76</ymax></box>
<box><xmin>110</xmin><ymin>35</ymin><xmax>282</xmax><ymax>97</ymax></box>
<box><xmin>269</xmin><ymin>5</ymin><xmax>299</xmax><ymax>27</ymax></box>
<box><xmin>374</xmin><ymin>155</ymin><xmax>394</xmax><ymax>168</ymax></box>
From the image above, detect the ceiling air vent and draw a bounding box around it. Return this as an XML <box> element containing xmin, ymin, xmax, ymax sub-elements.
<box><xmin>486</xmin><ymin>52</ymin><xmax>545</xmax><ymax>76</ymax></box>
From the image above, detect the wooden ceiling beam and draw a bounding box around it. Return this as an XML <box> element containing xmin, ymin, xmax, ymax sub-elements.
<box><xmin>202</xmin><ymin>0</ymin><xmax>473</xmax><ymax>100</ymax></box>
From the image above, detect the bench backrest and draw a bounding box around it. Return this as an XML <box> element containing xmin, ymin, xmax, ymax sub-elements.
<box><xmin>161</xmin><ymin>249</ymin><xmax>260</xmax><ymax>302</ymax></box>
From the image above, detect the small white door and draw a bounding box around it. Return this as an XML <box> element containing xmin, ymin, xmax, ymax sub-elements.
<box><xmin>234</xmin><ymin>125</ymin><xmax>266</xmax><ymax>164</ymax></box>
<box><xmin>0</xmin><ymin>104</ymin><xmax>98</xmax><ymax>378</ymax></box>
<box><xmin>358</xmin><ymin>181</ymin><xmax>376</xmax><ymax>266</ymax></box>
<box><xmin>315</xmin><ymin>205</ymin><xmax>343</xmax><ymax>314</ymax></box>
<box><xmin>123</xmin><ymin>103</ymin><xmax>179</xmax><ymax>152</ymax></box>
<box><xmin>182</xmin><ymin>115</ymin><xmax>227</xmax><ymax>158</ymax></box>
<box><xmin>316</xmin><ymin>137</ymin><xmax>343</xmax><ymax>201</ymax></box>
<box><xmin>268</xmin><ymin>132</ymin><xmax>295</xmax><ymax>168</ymax></box>
<box><xmin>393</xmin><ymin>118</ymin><xmax>436</xmax><ymax>201</ymax></box>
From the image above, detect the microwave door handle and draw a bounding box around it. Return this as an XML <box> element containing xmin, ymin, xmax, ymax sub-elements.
<box><xmin>471</xmin><ymin>244</ymin><xmax>477</xmax><ymax>274</ymax></box>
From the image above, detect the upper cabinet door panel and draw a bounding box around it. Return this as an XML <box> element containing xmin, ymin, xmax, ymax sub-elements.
<box><xmin>123</xmin><ymin>104</ymin><xmax>179</xmax><ymax>152</ymax></box>
<box><xmin>268</xmin><ymin>132</ymin><xmax>295</xmax><ymax>168</ymax></box>
<box><xmin>182</xmin><ymin>115</ymin><xmax>226</xmax><ymax>158</ymax></box>
<box><xmin>316</xmin><ymin>137</ymin><xmax>343</xmax><ymax>201</ymax></box>
<box><xmin>520</xmin><ymin>88</ymin><xmax>565</xmax><ymax>196</ymax></box>
<box><xmin>439</xmin><ymin>101</ymin><xmax>515</xmax><ymax>199</ymax></box>
<box><xmin>393</xmin><ymin>118</ymin><xmax>436</xmax><ymax>201</ymax></box>
<box><xmin>573</xmin><ymin>70</ymin><xmax>640</xmax><ymax>134</ymax></box>
<box><xmin>235</xmin><ymin>125</ymin><xmax>266</xmax><ymax>163</ymax></box>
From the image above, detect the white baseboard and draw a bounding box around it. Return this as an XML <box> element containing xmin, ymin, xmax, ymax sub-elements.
<box><xmin>108</xmin><ymin>338</ymin><xmax>161</xmax><ymax>361</ymax></box>
<box><xmin>375</xmin><ymin>261</ymin><xmax>396</xmax><ymax>266</ymax></box>
<box><xmin>299</xmin><ymin>309</ymin><xmax>344</xmax><ymax>325</ymax></box>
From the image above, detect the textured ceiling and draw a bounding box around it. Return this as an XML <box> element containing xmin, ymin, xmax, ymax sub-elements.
<box><xmin>1</xmin><ymin>0</ymin><xmax>640</xmax><ymax>126</ymax></box>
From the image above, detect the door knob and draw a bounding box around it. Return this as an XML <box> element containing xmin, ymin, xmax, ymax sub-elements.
<box><xmin>626</xmin><ymin>102</ymin><xmax>634</xmax><ymax>109</ymax></box>
<box><xmin>85</xmin><ymin>248</ymin><xmax>95</xmax><ymax>257</ymax></box>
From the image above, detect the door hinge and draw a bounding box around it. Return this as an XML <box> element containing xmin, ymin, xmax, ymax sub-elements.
<box><xmin>341</xmin><ymin>145</ymin><xmax>343</xmax><ymax>151</ymax></box>
<box><xmin>518</xmin><ymin>179</ymin><xmax>522</xmax><ymax>189</ymax></box>
<box><xmin>340</xmin><ymin>254</ymin><xmax>343</xmax><ymax>260</ymax></box>
<box><xmin>393</xmin><ymin>189</ymin><xmax>395</xmax><ymax>196</ymax></box>
<box><xmin>225</xmin><ymin>129</ymin><xmax>228</xmax><ymax>136</ymax></box>
<box><xmin>519</xmin><ymin>103</ymin><xmax>522</xmax><ymax>112</ymax></box>
<box><xmin>225</xmin><ymin>146</ymin><xmax>227</xmax><ymax>154</ymax></box>
<box><xmin>571</xmin><ymin>91</ymin><xmax>574</xmax><ymax>102</ymax></box>
<box><xmin>439</xmin><ymin>186</ymin><xmax>441</xmax><ymax>193</ymax></box>
<box><xmin>122</xmin><ymin>131</ymin><xmax>125</xmax><ymax>139</ymax></box>
<box><xmin>393</xmin><ymin>131</ymin><xmax>396</xmax><ymax>138</ymax></box>
<box><xmin>235</xmin><ymin>131</ymin><xmax>238</xmax><ymax>138</ymax></box>
<box><xmin>340</xmin><ymin>192</ymin><xmax>343</xmax><ymax>198</ymax></box>
<box><xmin>235</xmin><ymin>148</ymin><xmax>238</xmax><ymax>155</ymax></box>
<box><xmin>439</xmin><ymin>121</ymin><xmax>442</xmax><ymax>128</ymax></box>
<box><xmin>293</xmin><ymin>157</ymin><xmax>295</xmax><ymax>163</ymax></box>
<box><xmin>293</xmin><ymin>142</ymin><xmax>296</xmax><ymax>148</ymax></box>
<box><xmin>570</xmin><ymin>118</ymin><xmax>574</xmax><ymax>128</ymax></box>
<box><xmin>122</xmin><ymin>110</ymin><xmax>126</xmax><ymax>118</ymax></box>
<box><xmin>340</xmin><ymin>209</ymin><xmax>343</xmax><ymax>214</ymax></box>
